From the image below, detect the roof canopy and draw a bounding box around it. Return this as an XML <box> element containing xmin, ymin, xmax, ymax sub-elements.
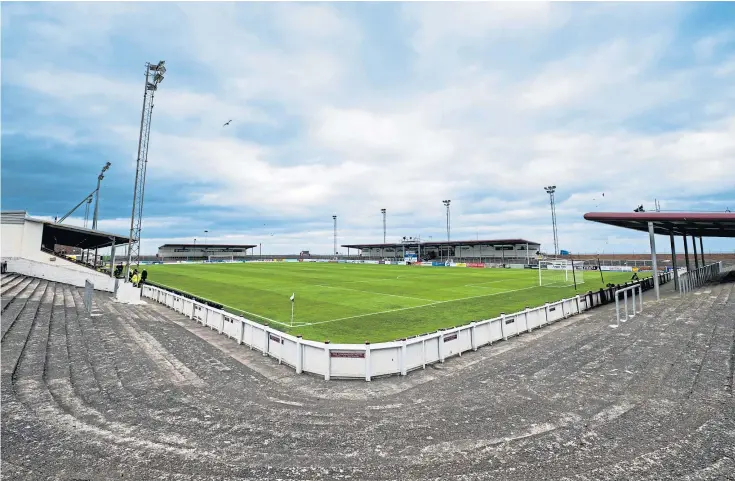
<box><xmin>159</xmin><ymin>244</ymin><xmax>256</xmax><ymax>249</ymax></box>
<box><xmin>583</xmin><ymin>212</ymin><xmax>735</xmax><ymax>238</ymax></box>
<box><xmin>42</xmin><ymin>222</ymin><xmax>130</xmax><ymax>250</ymax></box>
<box><xmin>343</xmin><ymin>239</ymin><xmax>540</xmax><ymax>249</ymax></box>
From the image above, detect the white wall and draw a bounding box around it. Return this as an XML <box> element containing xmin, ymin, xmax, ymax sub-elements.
<box><xmin>1</xmin><ymin>223</ymin><xmax>26</xmax><ymax>257</ymax></box>
<box><xmin>6</xmin><ymin>257</ymin><xmax>116</xmax><ymax>291</ymax></box>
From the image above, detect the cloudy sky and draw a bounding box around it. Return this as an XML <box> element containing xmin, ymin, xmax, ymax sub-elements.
<box><xmin>2</xmin><ymin>2</ymin><xmax>734</xmax><ymax>255</ymax></box>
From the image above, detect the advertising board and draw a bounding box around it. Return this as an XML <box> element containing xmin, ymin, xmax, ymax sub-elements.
<box><xmin>600</xmin><ymin>265</ymin><xmax>634</xmax><ymax>272</ymax></box>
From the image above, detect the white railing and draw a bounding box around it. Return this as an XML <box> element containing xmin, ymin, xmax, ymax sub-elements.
<box><xmin>142</xmin><ymin>285</ymin><xmax>600</xmax><ymax>381</ymax></box>
<box><xmin>679</xmin><ymin>262</ymin><xmax>723</xmax><ymax>294</ymax></box>
<box><xmin>611</xmin><ymin>283</ymin><xmax>642</xmax><ymax>328</ymax></box>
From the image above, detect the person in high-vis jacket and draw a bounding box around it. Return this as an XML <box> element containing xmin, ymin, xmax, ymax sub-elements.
<box><xmin>131</xmin><ymin>269</ymin><xmax>140</xmax><ymax>287</ymax></box>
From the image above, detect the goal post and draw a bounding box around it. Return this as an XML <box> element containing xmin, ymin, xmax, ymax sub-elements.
<box><xmin>207</xmin><ymin>254</ymin><xmax>234</xmax><ymax>263</ymax></box>
<box><xmin>538</xmin><ymin>259</ymin><xmax>585</xmax><ymax>287</ymax></box>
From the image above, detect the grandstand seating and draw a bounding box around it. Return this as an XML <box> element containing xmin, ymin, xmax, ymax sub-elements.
<box><xmin>2</xmin><ymin>271</ymin><xmax>733</xmax><ymax>480</ymax></box>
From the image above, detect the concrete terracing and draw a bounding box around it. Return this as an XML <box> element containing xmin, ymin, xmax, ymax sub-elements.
<box><xmin>2</xmin><ymin>272</ymin><xmax>734</xmax><ymax>480</ymax></box>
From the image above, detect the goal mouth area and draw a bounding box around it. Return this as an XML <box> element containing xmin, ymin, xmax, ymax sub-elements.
<box><xmin>538</xmin><ymin>259</ymin><xmax>586</xmax><ymax>288</ymax></box>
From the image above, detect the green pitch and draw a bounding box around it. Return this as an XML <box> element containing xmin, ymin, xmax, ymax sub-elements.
<box><xmin>143</xmin><ymin>263</ymin><xmax>648</xmax><ymax>343</ymax></box>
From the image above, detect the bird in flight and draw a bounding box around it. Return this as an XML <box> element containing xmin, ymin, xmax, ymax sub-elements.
<box><xmin>223</xmin><ymin>120</ymin><xmax>232</xmax><ymax>127</ymax></box>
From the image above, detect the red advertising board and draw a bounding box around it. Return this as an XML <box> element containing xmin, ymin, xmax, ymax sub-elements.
<box><xmin>467</xmin><ymin>263</ymin><xmax>485</xmax><ymax>268</ymax></box>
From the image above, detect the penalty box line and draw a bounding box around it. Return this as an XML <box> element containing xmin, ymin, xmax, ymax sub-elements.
<box><xmin>301</xmin><ymin>285</ymin><xmax>539</xmax><ymax>326</ymax></box>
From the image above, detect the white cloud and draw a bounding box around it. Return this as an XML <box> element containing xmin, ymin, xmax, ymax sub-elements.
<box><xmin>5</xmin><ymin>2</ymin><xmax>735</xmax><ymax>255</ymax></box>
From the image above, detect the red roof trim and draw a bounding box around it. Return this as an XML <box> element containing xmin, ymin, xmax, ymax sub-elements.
<box><xmin>584</xmin><ymin>212</ymin><xmax>735</xmax><ymax>222</ymax></box>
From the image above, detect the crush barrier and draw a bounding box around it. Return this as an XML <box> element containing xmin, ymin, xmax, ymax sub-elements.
<box><xmin>678</xmin><ymin>262</ymin><xmax>723</xmax><ymax>294</ymax></box>
<box><xmin>141</xmin><ymin>270</ymin><xmax>675</xmax><ymax>381</ymax></box>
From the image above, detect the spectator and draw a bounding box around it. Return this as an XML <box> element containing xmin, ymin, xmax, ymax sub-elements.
<box><xmin>131</xmin><ymin>269</ymin><xmax>140</xmax><ymax>287</ymax></box>
<box><xmin>139</xmin><ymin>269</ymin><xmax>148</xmax><ymax>289</ymax></box>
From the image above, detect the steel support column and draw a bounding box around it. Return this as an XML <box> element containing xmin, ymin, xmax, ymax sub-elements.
<box><xmin>648</xmin><ymin>222</ymin><xmax>660</xmax><ymax>301</ymax></box>
<box><xmin>699</xmin><ymin>237</ymin><xmax>705</xmax><ymax>265</ymax></box>
<box><xmin>669</xmin><ymin>233</ymin><xmax>679</xmax><ymax>291</ymax></box>
<box><xmin>683</xmin><ymin>235</ymin><xmax>691</xmax><ymax>272</ymax></box>
<box><xmin>692</xmin><ymin>235</ymin><xmax>699</xmax><ymax>269</ymax></box>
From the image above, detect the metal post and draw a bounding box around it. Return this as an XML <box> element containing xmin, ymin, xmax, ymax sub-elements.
<box><xmin>526</xmin><ymin>242</ymin><xmax>529</xmax><ymax>265</ymax></box>
<box><xmin>648</xmin><ymin>222</ymin><xmax>660</xmax><ymax>301</ymax></box>
<box><xmin>699</xmin><ymin>237</ymin><xmax>705</xmax><ymax>265</ymax></box>
<box><xmin>669</xmin><ymin>233</ymin><xmax>679</xmax><ymax>291</ymax></box>
<box><xmin>381</xmin><ymin>208</ymin><xmax>386</xmax><ymax>244</ymax></box>
<box><xmin>544</xmin><ymin>186</ymin><xmax>559</xmax><ymax>256</ymax></box>
<box><xmin>683</xmin><ymin>235</ymin><xmax>691</xmax><ymax>272</ymax></box>
<box><xmin>333</xmin><ymin>215</ymin><xmax>337</xmax><ymax>255</ymax></box>
<box><xmin>692</xmin><ymin>235</ymin><xmax>699</xmax><ymax>269</ymax></box>
<box><xmin>125</xmin><ymin>65</ymin><xmax>151</xmax><ymax>282</ymax></box>
<box><xmin>110</xmin><ymin>238</ymin><xmax>116</xmax><ymax>278</ymax></box>
<box><xmin>92</xmin><ymin>175</ymin><xmax>102</xmax><ymax>230</ymax></box>
<box><xmin>443</xmin><ymin>200</ymin><xmax>451</xmax><ymax>242</ymax></box>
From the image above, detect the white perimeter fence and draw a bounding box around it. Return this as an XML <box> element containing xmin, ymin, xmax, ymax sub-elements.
<box><xmin>142</xmin><ymin>273</ymin><xmax>669</xmax><ymax>381</ymax></box>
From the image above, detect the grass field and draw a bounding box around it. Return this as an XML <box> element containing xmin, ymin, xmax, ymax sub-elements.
<box><xmin>143</xmin><ymin>263</ymin><xmax>649</xmax><ymax>343</ymax></box>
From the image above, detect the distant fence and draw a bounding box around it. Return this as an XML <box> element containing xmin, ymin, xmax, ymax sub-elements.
<box><xmin>679</xmin><ymin>262</ymin><xmax>723</xmax><ymax>293</ymax></box>
<box><xmin>141</xmin><ymin>271</ymin><xmax>675</xmax><ymax>381</ymax></box>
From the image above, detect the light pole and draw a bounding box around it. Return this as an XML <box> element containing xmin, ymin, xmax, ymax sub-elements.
<box><xmin>381</xmin><ymin>208</ymin><xmax>386</xmax><ymax>244</ymax></box>
<box><xmin>333</xmin><ymin>215</ymin><xmax>337</xmax><ymax>256</ymax></box>
<box><xmin>442</xmin><ymin>200</ymin><xmax>451</xmax><ymax>242</ymax></box>
<box><xmin>125</xmin><ymin>60</ymin><xmax>166</xmax><ymax>282</ymax></box>
<box><xmin>204</xmin><ymin>230</ymin><xmax>209</xmax><ymax>259</ymax></box>
<box><xmin>92</xmin><ymin>161</ymin><xmax>111</xmax><ymax>230</ymax></box>
<box><xmin>381</xmin><ymin>208</ymin><xmax>386</xmax><ymax>259</ymax></box>
<box><xmin>544</xmin><ymin>186</ymin><xmax>559</xmax><ymax>256</ymax></box>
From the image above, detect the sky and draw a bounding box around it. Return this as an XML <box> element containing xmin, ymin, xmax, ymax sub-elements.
<box><xmin>2</xmin><ymin>1</ymin><xmax>735</xmax><ymax>256</ymax></box>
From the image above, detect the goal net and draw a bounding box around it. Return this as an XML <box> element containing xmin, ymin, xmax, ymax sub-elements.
<box><xmin>207</xmin><ymin>255</ymin><xmax>234</xmax><ymax>263</ymax></box>
<box><xmin>538</xmin><ymin>259</ymin><xmax>585</xmax><ymax>287</ymax></box>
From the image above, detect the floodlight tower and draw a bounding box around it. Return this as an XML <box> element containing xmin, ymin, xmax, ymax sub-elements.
<box><xmin>381</xmin><ymin>208</ymin><xmax>386</xmax><ymax>244</ymax></box>
<box><xmin>333</xmin><ymin>215</ymin><xmax>337</xmax><ymax>255</ymax></box>
<box><xmin>125</xmin><ymin>60</ymin><xmax>166</xmax><ymax>281</ymax></box>
<box><xmin>544</xmin><ymin>186</ymin><xmax>559</xmax><ymax>256</ymax></box>
<box><xmin>92</xmin><ymin>161</ymin><xmax>111</xmax><ymax>230</ymax></box>
<box><xmin>442</xmin><ymin>200</ymin><xmax>451</xmax><ymax>242</ymax></box>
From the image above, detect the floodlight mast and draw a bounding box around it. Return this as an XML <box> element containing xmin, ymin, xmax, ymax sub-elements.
<box><xmin>442</xmin><ymin>200</ymin><xmax>451</xmax><ymax>242</ymax></box>
<box><xmin>381</xmin><ymin>208</ymin><xmax>386</xmax><ymax>244</ymax></box>
<box><xmin>92</xmin><ymin>161</ymin><xmax>111</xmax><ymax>230</ymax></box>
<box><xmin>125</xmin><ymin>61</ymin><xmax>166</xmax><ymax>281</ymax></box>
<box><xmin>544</xmin><ymin>186</ymin><xmax>559</xmax><ymax>256</ymax></box>
<box><xmin>333</xmin><ymin>215</ymin><xmax>337</xmax><ymax>255</ymax></box>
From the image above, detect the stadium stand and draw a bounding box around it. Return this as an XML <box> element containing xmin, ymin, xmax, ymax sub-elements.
<box><xmin>2</xmin><ymin>269</ymin><xmax>733</xmax><ymax>480</ymax></box>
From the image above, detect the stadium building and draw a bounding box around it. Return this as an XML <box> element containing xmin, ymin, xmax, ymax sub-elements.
<box><xmin>342</xmin><ymin>238</ymin><xmax>541</xmax><ymax>264</ymax></box>
<box><xmin>157</xmin><ymin>243</ymin><xmax>256</xmax><ymax>261</ymax></box>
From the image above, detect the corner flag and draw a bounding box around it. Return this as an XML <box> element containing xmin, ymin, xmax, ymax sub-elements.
<box><xmin>289</xmin><ymin>293</ymin><xmax>295</xmax><ymax>326</ymax></box>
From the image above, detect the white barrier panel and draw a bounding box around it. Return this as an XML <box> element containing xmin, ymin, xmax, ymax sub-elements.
<box><xmin>141</xmin><ymin>285</ymin><xmax>597</xmax><ymax>381</ymax></box>
<box><xmin>329</xmin><ymin>348</ymin><xmax>367</xmax><ymax>378</ymax></box>
<box><xmin>370</xmin><ymin>347</ymin><xmax>401</xmax><ymax>377</ymax></box>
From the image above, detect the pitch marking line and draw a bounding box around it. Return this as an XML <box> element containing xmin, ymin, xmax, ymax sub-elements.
<box><xmin>149</xmin><ymin>282</ymin><xmax>293</xmax><ymax>327</ymax></box>
<box><xmin>312</xmin><ymin>284</ymin><xmax>435</xmax><ymax>303</ymax></box>
<box><xmin>464</xmin><ymin>280</ymin><xmax>506</xmax><ymax>288</ymax></box>
<box><xmin>302</xmin><ymin>285</ymin><xmax>539</xmax><ymax>326</ymax></box>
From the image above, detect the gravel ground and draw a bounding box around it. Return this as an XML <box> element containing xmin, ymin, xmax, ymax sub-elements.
<box><xmin>2</xmin><ymin>272</ymin><xmax>734</xmax><ymax>481</ymax></box>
